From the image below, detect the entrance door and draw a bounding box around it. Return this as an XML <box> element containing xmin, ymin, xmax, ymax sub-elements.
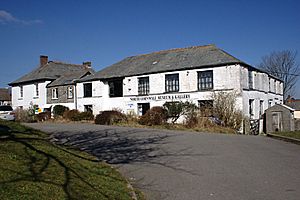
<box><xmin>272</xmin><ymin>112</ymin><xmax>282</xmax><ymax>132</ymax></box>
<box><xmin>138</xmin><ymin>103</ymin><xmax>150</xmax><ymax>116</ymax></box>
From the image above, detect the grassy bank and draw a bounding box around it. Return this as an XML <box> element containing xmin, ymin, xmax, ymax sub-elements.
<box><xmin>0</xmin><ymin>120</ymin><xmax>138</xmax><ymax>200</ymax></box>
<box><xmin>272</xmin><ymin>131</ymin><xmax>300</xmax><ymax>140</ymax></box>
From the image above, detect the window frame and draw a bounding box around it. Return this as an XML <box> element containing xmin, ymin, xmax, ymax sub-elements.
<box><xmin>83</xmin><ymin>83</ymin><xmax>92</xmax><ymax>98</ymax></box>
<box><xmin>249</xmin><ymin>99</ymin><xmax>254</xmax><ymax>117</ymax></box>
<box><xmin>165</xmin><ymin>73</ymin><xmax>179</xmax><ymax>93</ymax></box>
<box><xmin>138</xmin><ymin>77</ymin><xmax>150</xmax><ymax>95</ymax></box>
<box><xmin>35</xmin><ymin>83</ymin><xmax>39</xmax><ymax>97</ymax></box>
<box><xmin>198</xmin><ymin>70</ymin><xmax>213</xmax><ymax>91</ymax></box>
<box><xmin>248</xmin><ymin>70</ymin><xmax>253</xmax><ymax>89</ymax></box>
<box><xmin>52</xmin><ymin>88</ymin><xmax>58</xmax><ymax>99</ymax></box>
<box><xmin>20</xmin><ymin>86</ymin><xmax>23</xmax><ymax>98</ymax></box>
<box><xmin>67</xmin><ymin>86</ymin><xmax>74</xmax><ymax>99</ymax></box>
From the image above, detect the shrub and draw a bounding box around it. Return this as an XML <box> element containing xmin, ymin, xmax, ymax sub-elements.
<box><xmin>95</xmin><ymin>110</ymin><xmax>126</xmax><ymax>125</ymax></box>
<box><xmin>53</xmin><ymin>105</ymin><xmax>69</xmax><ymax>117</ymax></box>
<box><xmin>78</xmin><ymin>111</ymin><xmax>94</xmax><ymax>121</ymax></box>
<box><xmin>163</xmin><ymin>101</ymin><xmax>198</xmax><ymax>123</ymax></box>
<box><xmin>14</xmin><ymin>108</ymin><xmax>37</xmax><ymax>123</ymax></box>
<box><xmin>138</xmin><ymin>106</ymin><xmax>167</xmax><ymax>126</ymax></box>
<box><xmin>63</xmin><ymin>109</ymin><xmax>80</xmax><ymax>121</ymax></box>
<box><xmin>212</xmin><ymin>91</ymin><xmax>244</xmax><ymax>130</ymax></box>
<box><xmin>36</xmin><ymin>111</ymin><xmax>51</xmax><ymax>122</ymax></box>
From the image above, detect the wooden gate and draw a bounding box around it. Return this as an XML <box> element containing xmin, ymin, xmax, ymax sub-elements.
<box><xmin>249</xmin><ymin>119</ymin><xmax>260</xmax><ymax>135</ymax></box>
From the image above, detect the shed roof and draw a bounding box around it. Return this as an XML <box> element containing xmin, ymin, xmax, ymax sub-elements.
<box><xmin>9</xmin><ymin>61</ymin><xmax>92</xmax><ymax>86</ymax></box>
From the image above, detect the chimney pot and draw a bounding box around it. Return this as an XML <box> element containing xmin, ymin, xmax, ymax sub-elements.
<box><xmin>40</xmin><ymin>55</ymin><xmax>48</xmax><ymax>67</ymax></box>
<box><xmin>83</xmin><ymin>61</ymin><xmax>92</xmax><ymax>68</ymax></box>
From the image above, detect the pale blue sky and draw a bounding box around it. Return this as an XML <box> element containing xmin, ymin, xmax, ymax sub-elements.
<box><xmin>1</xmin><ymin>0</ymin><xmax>299</xmax><ymax>97</ymax></box>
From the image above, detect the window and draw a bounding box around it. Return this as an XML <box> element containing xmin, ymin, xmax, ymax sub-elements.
<box><xmin>268</xmin><ymin>99</ymin><xmax>273</xmax><ymax>108</ymax></box>
<box><xmin>138</xmin><ymin>77</ymin><xmax>149</xmax><ymax>95</ymax></box>
<box><xmin>35</xmin><ymin>83</ymin><xmax>39</xmax><ymax>97</ymax></box>
<box><xmin>52</xmin><ymin>88</ymin><xmax>58</xmax><ymax>99</ymax></box>
<box><xmin>20</xmin><ymin>86</ymin><xmax>23</xmax><ymax>98</ymax></box>
<box><xmin>249</xmin><ymin>99</ymin><xmax>254</xmax><ymax>117</ymax></box>
<box><xmin>259</xmin><ymin>100</ymin><xmax>264</xmax><ymax>116</ymax></box>
<box><xmin>274</xmin><ymin>80</ymin><xmax>277</xmax><ymax>93</ymax></box>
<box><xmin>84</xmin><ymin>105</ymin><xmax>93</xmax><ymax>113</ymax></box>
<box><xmin>198</xmin><ymin>100</ymin><xmax>213</xmax><ymax>116</ymax></box>
<box><xmin>83</xmin><ymin>83</ymin><xmax>92</xmax><ymax>97</ymax></box>
<box><xmin>198</xmin><ymin>70</ymin><xmax>213</xmax><ymax>91</ymax></box>
<box><xmin>67</xmin><ymin>86</ymin><xmax>73</xmax><ymax>99</ymax></box>
<box><xmin>268</xmin><ymin>78</ymin><xmax>271</xmax><ymax>92</ymax></box>
<box><xmin>165</xmin><ymin>74</ymin><xmax>179</xmax><ymax>93</ymax></box>
<box><xmin>248</xmin><ymin>70</ymin><xmax>253</xmax><ymax>89</ymax></box>
<box><xmin>108</xmin><ymin>79</ymin><xmax>123</xmax><ymax>97</ymax></box>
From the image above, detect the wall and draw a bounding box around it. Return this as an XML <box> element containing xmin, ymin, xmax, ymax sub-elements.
<box><xmin>47</xmin><ymin>85</ymin><xmax>75</xmax><ymax>104</ymax></box>
<box><xmin>11</xmin><ymin>81</ymin><xmax>51</xmax><ymax>110</ymax></box>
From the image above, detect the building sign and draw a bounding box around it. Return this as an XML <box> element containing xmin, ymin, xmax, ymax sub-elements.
<box><xmin>130</xmin><ymin>94</ymin><xmax>190</xmax><ymax>102</ymax></box>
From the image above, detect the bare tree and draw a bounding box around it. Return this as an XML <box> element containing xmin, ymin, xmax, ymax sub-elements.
<box><xmin>258</xmin><ymin>50</ymin><xmax>300</xmax><ymax>99</ymax></box>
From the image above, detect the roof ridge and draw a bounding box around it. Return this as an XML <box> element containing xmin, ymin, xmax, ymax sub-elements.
<box><xmin>49</xmin><ymin>61</ymin><xmax>85</xmax><ymax>67</ymax></box>
<box><xmin>128</xmin><ymin>44</ymin><xmax>216</xmax><ymax>58</ymax></box>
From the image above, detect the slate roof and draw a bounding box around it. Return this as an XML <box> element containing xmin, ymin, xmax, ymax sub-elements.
<box><xmin>9</xmin><ymin>61</ymin><xmax>92</xmax><ymax>86</ymax></box>
<box><xmin>80</xmin><ymin>44</ymin><xmax>248</xmax><ymax>81</ymax></box>
<box><xmin>0</xmin><ymin>88</ymin><xmax>11</xmax><ymax>101</ymax></box>
<box><xmin>286</xmin><ymin>101</ymin><xmax>300</xmax><ymax>111</ymax></box>
<box><xmin>47</xmin><ymin>69</ymin><xmax>94</xmax><ymax>87</ymax></box>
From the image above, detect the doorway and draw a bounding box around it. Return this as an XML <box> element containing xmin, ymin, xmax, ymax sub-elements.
<box><xmin>138</xmin><ymin>103</ymin><xmax>150</xmax><ymax>116</ymax></box>
<box><xmin>272</xmin><ymin>112</ymin><xmax>282</xmax><ymax>132</ymax></box>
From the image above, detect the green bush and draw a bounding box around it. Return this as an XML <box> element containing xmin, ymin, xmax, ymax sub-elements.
<box><xmin>78</xmin><ymin>111</ymin><xmax>94</xmax><ymax>121</ymax></box>
<box><xmin>63</xmin><ymin>109</ymin><xmax>80</xmax><ymax>121</ymax></box>
<box><xmin>163</xmin><ymin>101</ymin><xmax>197</xmax><ymax>123</ymax></box>
<box><xmin>95</xmin><ymin>110</ymin><xmax>126</xmax><ymax>125</ymax></box>
<box><xmin>138</xmin><ymin>106</ymin><xmax>167</xmax><ymax>126</ymax></box>
<box><xmin>53</xmin><ymin>105</ymin><xmax>69</xmax><ymax>117</ymax></box>
<box><xmin>63</xmin><ymin>110</ymin><xmax>94</xmax><ymax>121</ymax></box>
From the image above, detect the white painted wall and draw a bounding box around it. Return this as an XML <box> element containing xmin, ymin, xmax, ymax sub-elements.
<box><xmin>11</xmin><ymin>81</ymin><xmax>51</xmax><ymax>110</ymax></box>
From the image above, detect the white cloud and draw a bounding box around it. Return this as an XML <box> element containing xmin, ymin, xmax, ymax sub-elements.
<box><xmin>0</xmin><ymin>10</ymin><xmax>42</xmax><ymax>25</ymax></box>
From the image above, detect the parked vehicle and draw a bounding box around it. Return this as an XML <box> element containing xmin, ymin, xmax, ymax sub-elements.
<box><xmin>0</xmin><ymin>105</ymin><xmax>15</xmax><ymax>121</ymax></box>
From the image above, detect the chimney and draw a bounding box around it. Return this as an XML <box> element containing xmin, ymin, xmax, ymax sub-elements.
<box><xmin>40</xmin><ymin>55</ymin><xmax>48</xmax><ymax>67</ymax></box>
<box><xmin>83</xmin><ymin>61</ymin><xmax>92</xmax><ymax>68</ymax></box>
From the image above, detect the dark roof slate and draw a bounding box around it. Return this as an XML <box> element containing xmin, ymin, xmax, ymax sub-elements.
<box><xmin>9</xmin><ymin>61</ymin><xmax>92</xmax><ymax>85</ymax></box>
<box><xmin>286</xmin><ymin>101</ymin><xmax>300</xmax><ymax>110</ymax></box>
<box><xmin>47</xmin><ymin>69</ymin><xmax>94</xmax><ymax>87</ymax></box>
<box><xmin>81</xmin><ymin>44</ymin><xmax>246</xmax><ymax>81</ymax></box>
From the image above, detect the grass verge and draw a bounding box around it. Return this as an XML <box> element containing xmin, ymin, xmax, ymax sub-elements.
<box><xmin>0</xmin><ymin>120</ymin><xmax>138</xmax><ymax>200</ymax></box>
<box><xmin>271</xmin><ymin>131</ymin><xmax>300</xmax><ymax>140</ymax></box>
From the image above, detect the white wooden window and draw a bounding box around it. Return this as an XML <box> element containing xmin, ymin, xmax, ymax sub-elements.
<box><xmin>52</xmin><ymin>88</ymin><xmax>58</xmax><ymax>99</ymax></box>
<box><xmin>67</xmin><ymin>86</ymin><xmax>73</xmax><ymax>99</ymax></box>
<box><xmin>198</xmin><ymin>70</ymin><xmax>213</xmax><ymax>91</ymax></box>
<box><xmin>165</xmin><ymin>74</ymin><xmax>179</xmax><ymax>92</ymax></box>
<box><xmin>138</xmin><ymin>77</ymin><xmax>149</xmax><ymax>95</ymax></box>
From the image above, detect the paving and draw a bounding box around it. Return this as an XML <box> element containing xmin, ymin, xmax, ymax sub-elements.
<box><xmin>26</xmin><ymin>123</ymin><xmax>300</xmax><ymax>200</ymax></box>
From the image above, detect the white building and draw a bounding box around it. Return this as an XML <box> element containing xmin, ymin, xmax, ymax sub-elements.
<box><xmin>9</xmin><ymin>56</ymin><xmax>94</xmax><ymax>112</ymax></box>
<box><xmin>76</xmin><ymin>45</ymin><xmax>283</xmax><ymax>124</ymax></box>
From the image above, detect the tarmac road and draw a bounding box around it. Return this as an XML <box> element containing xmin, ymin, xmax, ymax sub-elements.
<box><xmin>26</xmin><ymin>123</ymin><xmax>300</xmax><ymax>200</ymax></box>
